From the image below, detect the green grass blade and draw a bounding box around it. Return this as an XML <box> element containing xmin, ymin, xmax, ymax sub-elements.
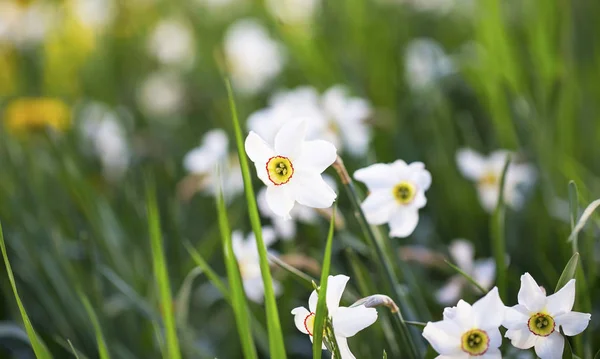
<box><xmin>491</xmin><ymin>157</ymin><xmax>510</xmax><ymax>301</ymax></box>
<box><xmin>313</xmin><ymin>207</ymin><xmax>336</xmax><ymax>359</ymax></box>
<box><xmin>67</xmin><ymin>339</ymin><xmax>81</xmax><ymax>359</ymax></box>
<box><xmin>216</xmin><ymin>181</ymin><xmax>258</xmax><ymax>359</ymax></box>
<box><xmin>79</xmin><ymin>292</ymin><xmax>111</xmax><ymax>359</ymax></box>
<box><xmin>444</xmin><ymin>260</ymin><xmax>487</xmax><ymax>294</ymax></box>
<box><xmin>268</xmin><ymin>253</ymin><xmax>316</xmax><ymax>291</ymax></box>
<box><xmin>568</xmin><ymin>181</ymin><xmax>579</xmax><ymax>252</ymax></box>
<box><xmin>225</xmin><ymin>78</ymin><xmax>287</xmax><ymax>358</ymax></box>
<box><xmin>145</xmin><ymin>180</ymin><xmax>182</xmax><ymax>359</ymax></box>
<box><xmin>184</xmin><ymin>241</ymin><xmax>231</xmax><ymax>302</ymax></box>
<box><xmin>0</xmin><ymin>222</ymin><xmax>53</xmax><ymax>359</ymax></box>
<box><xmin>555</xmin><ymin>252</ymin><xmax>579</xmax><ymax>292</ymax></box>
<box><xmin>568</xmin><ymin>199</ymin><xmax>600</xmax><ymax>243</ymax></box>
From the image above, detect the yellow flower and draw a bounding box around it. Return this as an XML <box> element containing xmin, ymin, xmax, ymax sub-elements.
<box><xmin>4</xmin><ymin>98</ymin><xmax>71</xmax><ymax>133</ymax></box>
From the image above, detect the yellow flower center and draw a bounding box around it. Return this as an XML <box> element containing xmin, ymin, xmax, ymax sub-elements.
<box><xmin>266</xmin><ymin>156</ymin><xmax>294</xmax><ymax>185</ymax></box>
<box><xmin>392</xmin><ymin>181</ymin><xmax>416</xmax><ymax>204</ymax></box>
<box><xmin>478</xmin><ymin>172</ymin><xmax>498</xmax><ymax>187</ymax></box>
<box><xmin>304</xmin><ymin>312</ymin><xmax>315</xmax><ymax>336</ymax></box>
<box><xmin>461</xmin><ymin>329</ymin><xmax>489</xmax><ymax>356</ymax></box>
<box><xmin>528</xmin><ymin>313</ymin><xmax>555</xmax><ymax>337</ymax></box>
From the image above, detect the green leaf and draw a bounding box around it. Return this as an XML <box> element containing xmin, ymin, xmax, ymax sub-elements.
<box><xmin>568</xmin><ymin>181</ymin><xmax>579</xmax><ymax>253</ymax></box>
<box><xmin>268</xmin><ymin>253</ymin><xmax>316</xmax><ymax>291</ymax></box>
<box><xmin>226</xmin><ymin>78</ymin><xmax>287</xmax><ymax>358</ymax></box>
<box><xmin>313</xmin><ymin>207</ymin><xmax>336</xmax><ymax>359</ymax></box>
<box><xmin>562</xmin><ymin>335</ymin><xmax>573</xmax><ymax>359</ymax></box>
<box><xmin>174</xmin><ymin>267</ymin><xmax>204</xmax><ymax>330</ymax></box>
<box><xmin>184</xmin><ymin>241</ymin><xmax>230</xmax><ymax>302</ymax></box>
<box><xmin>79</xmin><ymin>292</ymin><xmax>111</xmax><ymax>359</ymax></box>
<box><xmin>383</xmin><ymin>350</ymin><xmax>388</xmax><ymax>359</ymax></box>
<box><xmin>0</xmin><ymin>222</ymin><xmax>53</xmax><ymax>359</ymax></box>
<box><xmin>68</xmin><ymin>340</ymin><xmax>81</xmax><ymax>359</ymax></box>
<box><xmin>215</xmin><ymin>179</ymin><xmax>258</xmax><ymax>359</ymax></box>
<box><xmin>444</xmin><ymin>260</ymin><xmax>487</xmax><ymax>294</ymax></box>
<box><xmin>491</xmin><ymin>156</ymin><xmax>510</xmax><ymax>301</ymax></box>
<box><xmin>555</xmin><ymin>252</ymin><xmax>579</xmax><ymax>293</ymax></box>
<box><xmin>145</xmin><ymin>180</ymin><xmax>182</xmax><ymax>359</ymax></box>
<box><xmin>593</xmin><ymin>348</ymin><xmax>600</xmax><ymax>359</ymax></box>
<box><xmin>568</xmin><ymin>199</ymin><xmax>600</xmax><ymax>243</ymax></box>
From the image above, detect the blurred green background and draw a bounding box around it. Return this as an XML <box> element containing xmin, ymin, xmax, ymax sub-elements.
<box><xmin>0</xmin><ymin>0</ymin><xmax>599</xmax><ymax>358</ymax></box>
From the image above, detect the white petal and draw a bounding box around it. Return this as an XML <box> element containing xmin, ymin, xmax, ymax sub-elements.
<box><xmin>412</xmin><ymin>190</ymin><xmax>427</xmax><ymax>209</ymax></box>
<box><xmin>335</xmin><ymin>336</ymin><xmax>356</xmax><ymax>359</ymax></box>
<box><xmin>435</xmin><ymin>276</ymin><xmax>464</xmax><ymax>305</ymax></box>
<box><xmin>456</xmin><ymin>148</ymin><xmax>487</xmax><ymax>181</ymax></box>
<box><xmin>517</xmin><ymin>273</ymin><xmax>546</xmax><ymax>312</ymax></box>
<box><xmin>477</xmin><ymin>185</ymin><xmax>500</xmax><ymax>213</ymax></box>
<box><xmin>502</xmin><ymin>304</ymin><xmax>530</xmax><ymax>329</ymax></box>
<box><xmin>291</xmin><ymin>306</ymin><xmax>310</xmax><ymax>334</ymax></box>
<box><xmin>243</xmin><ymin>277</ymin><xmax>265</xmax><ymax>303</ymax></box>
<box><xmin>261</xmin><ymin>227</ymin><xmax>277</xmax><ymax>248</ymax></box>
<box><xmin>488</xmin><ymin>150</ymin><xmax>512</xmax><ymax>173</ymax></box>
<box><xmin>505</xmin><ymin>328</ymin><xmax>537</xmax><ymax>349</ymax></box>
<box><xmin>407</xmin><ymin>162</ymin><xmax>432</xmax><ymax>190</ymax></box>
<box><xmin>274</xmin><ymin>119</ymin><xmax>307</xmax><ymax>158</ymax></box>
<box><xmin>326</xmin><ymin>275</ymin><xmax>349</xmax><ymax>311</ymax></box>
<box><xmin>487</xmin><ymin>328</ymin><xmax>503</xmax><ymax>350</ymax></box>
<box><xmin>555</xmin><ymin>311</ymin><xmax>591</xmax><ymax>336</ymax></box>
<box><xmin>266</xmin><ymin>185</ymin><xmax>295</xmax><ymax>219</ymax></box>
<box><xmin>481</xmin><ymin>348</ymin><xmax>502</xmax><ymax>359</ymax></box>
<box><xmin>353</xmin><ymin>163</ymin><xmax>399</xmax><ymax>190</ymax></box>
<box><xmin>449</xmin><ymin>239</ymin><xmax>474</xmax><ymax>272</ymax></box>
<box><xmin>422</xmin><ymin>320</ymin><xmax>462</xmax><ymax>355</ymax></box>
<box><xmin>308</xmin><ymin>290</ymin><xmax>318</xmax><ymax>313</ymax></box>
<box><xmin>445</xmin><ymin>300</ymin><xmax>475</xmax><ymax>331</ymax></box>
<box><xmin>294</xmin><ymin>140</ymin><xmax>337</xmax><ymax>173</ymax></box>
<box><xmin>534</xmin><ymin>332</ymin><xmax>564</xmax><ymax>359</ymax></box>
<box><xmin>472</xmin><ymin>287</ymin><xmax>505</xmax><ymax>329</ymax></box>
<box><xmin>473</xmin><ymin>258</ymin><xmax>496</xmax><ymax>290</ymax></box>
<box><xmin>273</xmin><ymin>215</ymin><xmax>296</xmax><ymax>240</ymax></box>
<box><xmin>231</xmin><ymin>230</ymin><xmax>245</xmax><ymax>259</ymax></box>
<box><xmin>545</xmin><ymin>279</ymin><xmax>575</xmax><ymax>316</ymax></box>
<box><xmin>245</xmin><ymin>131</ymin><xmax>275</xmax><ymax>164</ymax></box>
<box><xmin>388</xmin><ymin>207</ymin><xmax>419</xmax><ymax>238</ymax></box>
<box><xmin>361</xmin><ymin>190</ymin><xmax>397</xmax><ymax>225</ymax></box>
<box><xmin>332</xmin><ymin>306</ymin><xmax>377</xmax><ymax>338</ymax></box>
<box><xmin>291</xmin><ymin>171</ymin><xmax>337</xmax><ymax>209</ymax></box>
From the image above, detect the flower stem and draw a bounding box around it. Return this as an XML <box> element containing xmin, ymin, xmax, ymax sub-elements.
<box><xmin>332</xmin><ymin>157</ymin><xmax>422</xmax><ymax>359</ymax></box>
<box><xmin>491</xmin><ymin>157</ymin><xmax>509</xmax><ymax>301</ymax></box>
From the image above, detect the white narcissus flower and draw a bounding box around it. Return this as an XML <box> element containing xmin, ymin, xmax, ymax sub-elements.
<box><xmin>232</xmin><ymin>228</ymin><xmax>281</xmax><ymax>303</ymax></box>
<box><xmin>456</xmin><ymin>148</ymin><xmax>537</xmax><ymax>213</ymax></box>
<box><xmin>423</xmin><ymin>287</ymin><xmax>505</xmax><ymax>359</ymax></box>
<box><xmin>73</xmin><ymin>0</ymin><xmax>115</xmax><ymax>32</ymax></box>
<box><xmin>291</xmin><ymin>275</ymin><xmax>378</xmax><ymax>359</ymax></box>
<box><xmin>436</xmin><ymin>239</ymin><xmax>495</xmax><ymax>305</ymax></box>
<box><xmin>137</xmin><ymin>71</ymin><xmax>185</xmax><ymax>119</ymax></box>
<box><xmin>183</xmin><ymin>129</ymin><xmax>243</xmax><ymax>199</ymax></box>
<box><xmin>404</xmin><ymin>38</ymin><xmax>454</xmax><ymax>91</ymax></box>
<box><xmin>354</xmin><ymin>160</ymin><xmax>431</xmax><ymax>238</ymax></box>
<box><xmin>265</xmin><ymin>0</ymin><xmax>319</xmax><ymax>26</ymax></box>
<box><xmin>321</xmin><ymin>85</ymin><xmax>372</xmax><ymax>157</ymax></box>
<box><xmin>147</xmin><ymin>19</ymin><xmax>195</xmax><ymax>68</ymax></box>
<box><xmin>0</xmin><ymin>1</ymin><xmax>56</xmax><ymax>48</ymax></box>
<box><xmin>245</xmin><ymin>120</ymin><xmax>337</xmax><ymax>219</ymax></box>
<box><xmin>503</xmin><ymin>273</ymin><xmax>591</xmax><ymax>359</ymax></box>
<box><xmin>224</xmin><ymin>19</ymin><xmax>285</xmax><ymax>95</ymax></box>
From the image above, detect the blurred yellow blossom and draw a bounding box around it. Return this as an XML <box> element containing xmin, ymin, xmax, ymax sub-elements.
<box><xmin>4</xmin><ymin>98</ymin><xmax>71</xmax><ymax>133</ymax></box>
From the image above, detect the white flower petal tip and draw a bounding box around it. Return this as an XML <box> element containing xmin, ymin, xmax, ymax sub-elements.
<box><xmin>354</xmin><ymin>160</ymin><xmax>431</xmax><ymax>238</ymax></box>
<box><xmin>245</xmin><ymin>122</ymin><xmax>337</xmax><ymax>219</ymax></box>
<box><xmin>455</xmin><ymin>148</ymin><xmax>536</xmax><ymax>212</ymax></box>
<box><xmin>503</xmin><ymin>273</ymin><xmax>591</xmax><ymax>359</ymax></box>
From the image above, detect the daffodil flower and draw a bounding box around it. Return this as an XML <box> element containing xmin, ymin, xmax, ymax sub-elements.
<box><xmin>147</xmin><ymin>18</ymin><xmax>195</xmax><ymax>68</ymax></box>
<box><xmin>503</xmin><ymin>273</ymin><xmax>591</xmax><ymax>359</ymax></box>
<box><xmin>456</xmin><ymin>148</ymin><xmax>536</xmax><ymax>213</ymax></box>
<box><xmin>231</xmin><ymin>228</ymin><xmax>282</xmax><ymax>303</ymax></box>
<box><xmin>423</xmin><ymin>287</ymin><xmax>505</xmax><ymax>359</ymax></box>
<box><xmin>291</xmin><ymin>275</ymin><xmax>378</xmax><ymax>359</ymax></box>
<box><xmin>354</xmin><ymin>160</ymin><xmax>431</xmax><ymax>238</ymax></box>
<box><xmin>436</xmin><ymin>239</ymin><xmax>495</xmax><ymax>305</ymax></box>
<box><xmin>245</xmin><ymin>120</ymin><xmax>337</xmax><ymax>219</ymax></box>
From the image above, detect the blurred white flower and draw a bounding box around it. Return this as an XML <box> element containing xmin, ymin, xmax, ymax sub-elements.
<box><xmin>321</xmin><ymin>85</ymin><xmax>372</xmax><ymax>157</ymax></box>
<box><xmin>354</xmin><ymin>160</ymin><xmax>431</xmax><ymax>238</ymax></box>
<box><xmin>183</xmin><ymin>129</ymin><xmax>243</xmax><ymax>199</ymax></box>
<box><xmin>137</xmin><ymin>71</ymin><xmax>185</xmax><ymax>118</ymax></box>
<box><xmin>456</xmin><ymin>148</ymin><xmax>537</xmax><ymax>213</ymax></box>
<box><xmin>245</xmin><ymin>119</ymin><xmax>337</xmax><ymax>219</ymax></box>
<box><xmin>436</xmin><ymin>239</ymin><xmax>495</xmax><ymax>305</ymax></box>
<box><xmin>423</xmin><ymin>287</ymin><xmax>505</xmax><ymax>358</ymax></box>
<box><xmin>291</xmin><ymin>275</ymin><xmax>378</xmax><ymax>358</ymax></box>
<box><xmin>265</xmin><ymin>0</ymin><xmax>319</xmax><ymax>26</ymax></box>
<box><xmin>73</xmin><ymin>0</ymin><xmax>115</xmax><ymax>32</ymax></box>
<box><xmin>503</xmin><ymin>274</ymin><xmax>591</xmax><ymax>359</ymax></box>
<box><xmin>257</xmin><ymin>174</ymin><xmax>337</xmax><ymax>240</ymax></box>
<box><xmin>232</xmin><ymin>228</ymin><xmax>281</xmax><ymax>303</ymax></box>
<box><xmin>404</xmin><ymin>38</ymin><xmax>454</xmax><ymax>91</ymax></box>
<box><xmin>147</xmin><ymin>19</ymin><xmax>195</xmax><ymax>68</ymax></box>
<box><xmin>196</xmin><ymin>0</ymin><xmax>245</xmax><ymax>9</ymax></box>
<box><xmin>79</xmin><ymin>102</ymin><xmax>130</xmax><ymax>181</ymax></box>
<box><xmin>224</xmin><ymin>19</ymin><xmax>285</xmax><ymax>95</ymax></box>
<box><xmin>0</xmin><ymin>2</ymin><xmax>56</xmax><ymax>47</ymax></box>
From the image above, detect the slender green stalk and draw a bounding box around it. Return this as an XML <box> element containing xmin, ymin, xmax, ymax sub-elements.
<box><xmin>444</xmin><ymin>260</ymin><xmax>487</xmax><ymax>294</ymax></box>
<box><xmin>491</xmin><ymin>157</ymin><xmax>510</xmax><ymax>301</ymax></box>
<box><xmin>268</xmin><ymin>253</ymin><xmax>316</xmax><ymax>291</ymax></box>
<box><xmin>79</xmin><ymin>292</ymin><xmax>111</xmax><ymax>359</ymax></box>
<box><xmin>313</xmin><ymin>207</ymin><xmax>336</xmax><ymax>358</ymax></box>
<box><xmin>68</xmin><ymin>340</ymin><xmax>81</xmax><ymax>359</ymax></box>
<box><xmin>0</xmin><ymin>222</ymin><xmax>53</xmax><ymax>359</ymax></box>
<box><xmin>405</xmin><ymin>321</ymin><xmax>427</xmax><ymax>328</ymax></box>
<box><xmin>145</xmin><ymin>180</ymin><xmax>182</xmax><ymax>359</ymax></box>
<box><xmin>332</xmin><ymin>158</ymin><xmax>421</xmax><ymax>359</ymax></box>
<box><xmin>215</xmin><ymin>184</ymin><xmax>259</xmax><ymax>359</ymax></box>
<box><xmin>184</xmin><ymin>242</ymin><xmax>231</xmax><ymax>302</ymax></box>
<box><xmin>226</xmin><ymin>78</ymin><xmax>287</xmax><ymax>358</ymax></box>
